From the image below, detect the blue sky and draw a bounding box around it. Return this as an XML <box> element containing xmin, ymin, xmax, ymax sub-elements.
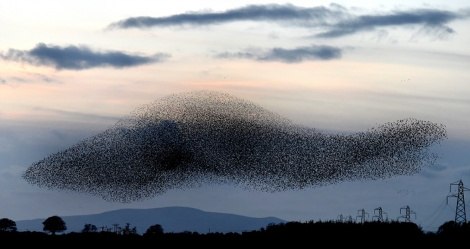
<box><xmin>1</xmin><ymin>0</ymin><xmax>470</xmax><ymax>232</ymax></box>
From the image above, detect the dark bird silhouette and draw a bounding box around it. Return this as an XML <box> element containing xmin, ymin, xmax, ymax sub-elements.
<box><xmin>23</xmin><ymin>90</ymin><xmax>447</xmax><ymax>202</ymax></box>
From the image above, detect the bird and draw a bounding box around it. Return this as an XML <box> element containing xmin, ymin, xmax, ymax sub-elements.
<box><xmin>22</xmin><ymin>90</ymin><xmax>447</xmax><ymax>203</ymax></box>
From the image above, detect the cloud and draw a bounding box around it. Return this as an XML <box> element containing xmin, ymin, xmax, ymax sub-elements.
<box><xmin>108</xmin><ymin>4</ymin><xmax>469</xmax><ymax>40</ymax></box>
<box><xmin>31</xmin><ymin>106</ymin><xmax>121</xmax><ymax>123</ymax></box>
<box><xmin>0</xmin><ymin>75</ymin><xmax>59</xmax><ymax>87</ymax></box>
<box><xmin>216</xmin><ymin>44</ymin><xmax>342</xmax><ymax>63</ymax></box>
<box><xmin>107</xmin><ymin>4</ymin><xmax>343</xmax><ymax>29</ymax></box>
<box><xmin>26</xmin><ymin>73</ymin><xmax>58</xmax><ymax>83</ymax></box>
<box><xmin>315</xmin><ymin>9</ymin><xmax>462</xmax><ymax>38</ymax></box>
<box><xmin>0</xmin><ymin>43</ymin><xmax>170</xmax><ymax>70</ymax></box>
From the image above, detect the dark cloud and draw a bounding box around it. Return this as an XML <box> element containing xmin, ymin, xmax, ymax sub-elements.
<box><xmin>0</xmin><ymin>43</ymin><xmax>170</xmax><ymax>70</ymax></box>
<box><xmin>108</xmin><ymin>4</ymin><xmax>469</xmax><ymax>39</ymax></box>
<box><xmin>216</xmin><ymin>45</ymin><xmax>342</xmax><ymax>63</ymax></box>
<box><xmin>315</xmin><ymin>9</ymin><xmax>461</xmax><ymax>38</ymax></box>
<box><xmin>107</xmin><ymin>4</ymin><xmax>342</xmax><ymax>29</ymax></box>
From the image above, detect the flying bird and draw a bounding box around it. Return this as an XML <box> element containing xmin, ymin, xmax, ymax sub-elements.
<box><xmin>22</xmin><ymin>90</ymin><xmax>447</xmax><ymax>202</ymax></box>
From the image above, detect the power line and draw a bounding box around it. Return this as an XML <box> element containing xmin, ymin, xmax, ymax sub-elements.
<box><xmin>419</xmin><ymin>198</ymin><xmax>451</xmax><ymax>232</ymax></box>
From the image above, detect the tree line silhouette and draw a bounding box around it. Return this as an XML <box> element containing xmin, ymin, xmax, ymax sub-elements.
<box><xmin>1</xmin><ymin>216</ymin><xmax>469</xmax><ymax>246</ymax></box>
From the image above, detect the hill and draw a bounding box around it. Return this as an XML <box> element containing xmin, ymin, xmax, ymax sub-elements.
<box><xmin>14</xmin><ymin>206</ymin><xmax>286</xmax><ymax>234</ymax></box>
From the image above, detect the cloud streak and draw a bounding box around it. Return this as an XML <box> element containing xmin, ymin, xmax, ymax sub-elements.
<box><xmin>108</xmin><ymin>4</ymin><xmax>469</xmax><ymax>39</ymax></box>
<box><xmin>0</xmin><ymin>43</ymin><xmax>170</xmax><ymax>70</ymax></box>
<box><xmin>107</xmin><ymin>4</ymin><xmax>342</xmax><ymax>29</ymax></box>
<box><xmin>216</xmin><ymin>44</ymin><xmax>342</xmax><ymax>63</ymax></box>
<box><xmin>315</xmin><ymin>9</ymin><xmax>461</xmax><ymax>38</ymax></box>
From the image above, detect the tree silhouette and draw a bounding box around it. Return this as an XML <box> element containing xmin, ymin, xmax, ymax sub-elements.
<box><xmin>82</xmin><ymin>223</ymin><xmax>98</xmax><ymax>233</ymax></box>
<box><xmin>0</xmin><ymin>218</ymin><xmax>17</xmax><ymax>232</ymax></box>
<box><xmin>42</xmin><ymin>215</ymin><xmax>67</xmax><ymax>235</ymax></box>
<box><xmin>143</xmin><ymin>224</ymin><xmax>164</xmax><ymax>236</ymax></box>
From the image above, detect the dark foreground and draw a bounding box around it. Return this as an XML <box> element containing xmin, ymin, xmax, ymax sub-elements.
<box><xmin>2</xmin><ymin>220</ymin><xmax>468</xmax><ymax>247</ymax></box>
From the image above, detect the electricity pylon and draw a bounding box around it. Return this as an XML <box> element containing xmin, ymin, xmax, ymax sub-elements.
<box><xmin>338</xmin><ymin>214</ymin><xmax>354</xmax><ymax>223</ymax></box>
<box><xmin>446</xmin><ymin>179</ymin><xmax>470</xmax><ymax>223</ymax></box>
<box><xmin>356</xmin><ymin>209</ymin><xmax>369</xmax><ymax>223</ymax></box>
<box><xmin>372</xmin><ymin>207</ymin><xmax>388</xmax><ymax>222</ymax></box>
<box><xmin>337</xmin><ymin>214</ymin><xmax>344</xmax><ymax>222</ymax></box>
<box><xmin>397</xmin><ymin>205</ymin><xmax>416</xmax><ymax>222</ymax></box>
<box><xmin>113</xmin><ymin>223</ymin><xmax>120</xmax><ymax>234</ymax></box>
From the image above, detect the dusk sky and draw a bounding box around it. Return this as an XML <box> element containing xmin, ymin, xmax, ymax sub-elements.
<box><xmin>1</xmin><ymin>0</ymin><xmax>470</xmax><ymax>232</ymax></box>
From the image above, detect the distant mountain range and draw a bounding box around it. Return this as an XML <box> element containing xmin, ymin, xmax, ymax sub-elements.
<box><xmin>15</xmin><ymin>206</ymin><xmax>286</xmax><ymax>235</ymax></box>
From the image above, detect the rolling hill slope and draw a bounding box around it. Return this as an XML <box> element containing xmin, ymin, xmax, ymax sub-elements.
<box><xmin>15</xmin><ymin>206</ymin><xmax>286</xmax><ymax>235</ymax></box>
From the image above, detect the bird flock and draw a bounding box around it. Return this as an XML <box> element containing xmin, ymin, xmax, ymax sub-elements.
<box><xmin>22</xmin><ymin>90</ymin><xmax>447</xmax><ymax>203</ymax></box>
